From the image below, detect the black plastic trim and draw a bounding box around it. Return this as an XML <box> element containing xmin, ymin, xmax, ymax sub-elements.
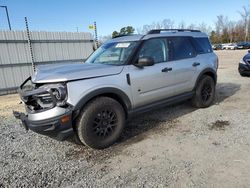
<box><xmin>73</xmin><ymin>87</ymin><xmax>132</xmax><ymax>112</ymax></box>
<box><xmin>128</xmin><ymin>91</ymin><xmax>194</xmax><ymax>117</ymax></box>
<box><xmin>13</xmin><ymin>110</ymin><xmax>74</xmax><ymax>141</ymax></box>
<box><xmin>193</xmin><ymin>68</ymin><xmax>217</xmax><ymax>90</ymax></box>
<box><xmin>147</xmin><ymin>29</ymin><xmax>201</xmax><ymax>34</ymax></box>
<box><xmin>126</xmin><ymin>74</ymin><xmax>131</xmax><ymax>85</ymax></box>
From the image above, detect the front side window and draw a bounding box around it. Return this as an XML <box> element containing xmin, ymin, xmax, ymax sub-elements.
<box><xmin>168</xmin><ymin>37</ymin><xmax>196</xmax><ymax>61</ymax></box>
<box><xmin>85</xmin><ymin>41</ymin><xmax>138</xmax><ymax>65</ymax></box>
<box><xmin>138</xmin><ymin>38</ymin><xmax>168</xmax><ymax>63</ymax></box>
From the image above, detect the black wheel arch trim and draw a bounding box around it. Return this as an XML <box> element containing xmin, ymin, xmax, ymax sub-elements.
<box><xmin>193</xmin><ymin>68</ymin><xmax>217</xmax><ymax>90</ymax></box>
<box><xmin>73</xmin><ymin>87</ymin><xmax>132</xmax><ymax>114</ymax></box>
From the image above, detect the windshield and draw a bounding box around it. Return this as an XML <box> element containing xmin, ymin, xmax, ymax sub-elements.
<box><xmin>85</xmin><ymin>41</ymin><xmax>138</xmax><ymax>65</ymax></box>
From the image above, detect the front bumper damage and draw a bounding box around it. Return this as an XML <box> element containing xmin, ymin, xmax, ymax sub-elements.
<box><xmin>13</xmin><ymin>77</ymin><xmax>74</xmax><ymax>140</ymax></box>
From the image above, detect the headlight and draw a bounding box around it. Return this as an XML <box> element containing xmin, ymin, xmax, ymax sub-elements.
<box><xmin>49</xmin><ymin>84</ymin><xmax>68</xmax><ymax>106</ymax></box>
<box><xmin>239</xmin><ymin>58</ymin><xmax>246</xmax><ymax>65</ymax></box>
<box><xmin>34</xmin><ymin>83</ymin><xmax>68</xmax><ymax>109</ymax></box>
<box><xmin>20</xmin><ymin>81</ymin><xmax>68</xmax><ymax>112</ymax></box>
<box><xmin>52</xmin><ymin>86</ymin><xmax>67</xmax><ymax>101</ymax></box>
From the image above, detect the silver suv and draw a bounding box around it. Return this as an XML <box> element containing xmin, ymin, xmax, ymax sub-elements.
<box><xmin>14</xmin><ymin>29</ymin><xmax>218</xmax><ymax>149</ymax></box>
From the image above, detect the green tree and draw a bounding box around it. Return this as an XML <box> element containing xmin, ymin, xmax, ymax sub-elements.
<box><xmin>112</xmin><ymin>31</ymin><xmax>119</xmax><ymax>38</ymax></box>
<box><xmin>119</xmin><ymin>27</ymin><xmax>127</xmax><ymax>35</ymax></box>
<box><xmin>112</xmin><ymin>26</ymin><xmax>135</xmax><ymax>38</ymax></box>
<box><xmin>125</xmin><ymin>26</ymin><xmax>135</xmax><ymax>34</ymax></box>
<box><xmin>210</xmin><ymin>30</ymin><xmax>218</xmax><ymax>44</ymax></box>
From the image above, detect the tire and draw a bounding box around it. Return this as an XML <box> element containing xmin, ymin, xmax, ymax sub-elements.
<box><xmin>240</xmin><ymin>73</ymin><xmax>246</xmax><ymax>77</ymax></box>
<box><xmin>76</xmin><ymin>97</ymin><xmax>125</xmax><ymax>149</ymax></box>
<box><xmin>239</xmin><ymin>69</ymin><xmax>246</xmax><ymax>77</ymax></box>
<box><xmin>192</xmin><ymin>75</ymin><xmax>215</xmax><ymax>108</ymax></box>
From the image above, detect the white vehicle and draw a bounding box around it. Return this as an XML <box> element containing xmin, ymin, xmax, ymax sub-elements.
<box><xmin>222</xmin><ymin>43</ymin><xmax>237</xmax><ymax>50</ymax></box>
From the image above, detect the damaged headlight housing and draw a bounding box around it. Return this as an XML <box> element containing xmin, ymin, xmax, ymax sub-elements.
<box><xmin>21</xmin><ymin>83</ymin><xmax>68</xmax><ymax>112</ymax></box>
<box><xmin>36</xmin><ymin>83</ymin><xmax>68</xmax><ymax>107</ymax></box>
<box><xmin>50</xmin><ymin>84</ymin><xmax>67</xmax><ymax>104</ymax></box>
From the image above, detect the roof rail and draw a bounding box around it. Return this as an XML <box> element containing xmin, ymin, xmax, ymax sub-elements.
<box><xmin>147</xmin><ymin>29</ymin><xmax>201</xmax><ymax>34</ymax></box>
<box><xmin>112</xmin><ymin>34</ymin><xmax>134</xmax><ymax>39</ymax></box>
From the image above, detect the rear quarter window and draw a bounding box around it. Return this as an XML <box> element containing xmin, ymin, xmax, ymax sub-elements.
<box><xmin>192</xmin><ymin>37</ymin><xmax>212</xmax><ymax>54</ymax></box>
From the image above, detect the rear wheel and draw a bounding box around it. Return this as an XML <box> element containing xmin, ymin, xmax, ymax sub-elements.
<box><xmin>192</xmin><ymin>75</ymin><xmax>215</xmax><ymax>108</ymax></box>
<box><xmin>76</xmin><ymin>97</ymin><xmax>125</xmax><ymax>149</ymax></box>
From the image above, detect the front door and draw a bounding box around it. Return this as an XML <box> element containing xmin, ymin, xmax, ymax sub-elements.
<box><xmin>129</xmin><ymin>38</ymin><xmax>176</xmax><ymax>108</ymax></box>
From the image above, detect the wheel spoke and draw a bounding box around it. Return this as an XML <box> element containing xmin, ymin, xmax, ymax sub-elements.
<box><xmin>201</xmin><ymin>84</ymin><xmax>213</xmax><ymax>102</ymax></box>
<box><xmin>92</xmin><ymin>108</ymin><xmax>118</xmax><ymax>138</ymax></box>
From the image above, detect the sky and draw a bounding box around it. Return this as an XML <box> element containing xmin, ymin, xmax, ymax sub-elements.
<box><xmin>0</xmin><ymin>0</ymin><xmax>249</xmax><ymax>36</ymax></box>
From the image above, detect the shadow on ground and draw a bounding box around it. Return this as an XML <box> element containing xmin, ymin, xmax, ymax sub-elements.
<box><xmin>215</xmin><ymin>83</ymin><xmax>241</xmax><ymax>103</ymax></box>
<box><xmin>118</xmin><ymin>82</ymin><xmax>241</xmax><ymax>145</ymax></box>
<box><xmin>66</xmin><ymin>82</ymin><xmax>241</xmax><ymax>160</ymax></box>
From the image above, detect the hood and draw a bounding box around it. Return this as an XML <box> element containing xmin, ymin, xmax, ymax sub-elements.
<box><xmin>32</xmin><ymin>63</ymin><xmax>124</xmax><ymax>83</ymax></box>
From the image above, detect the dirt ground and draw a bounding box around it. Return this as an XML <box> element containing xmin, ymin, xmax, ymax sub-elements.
<box><xmin>0</xmin><ymin>50</ymin><xmax>250</xmax><ymax>188</ymax></box>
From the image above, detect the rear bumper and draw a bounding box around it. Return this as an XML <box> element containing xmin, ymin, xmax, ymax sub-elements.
<box><xmin>13</xmin><ymin>109</ymin><xmax>74</xmax><ymax>141</ymax></box>
<box><xmin>238</xmin><ymin>63</ymin><xmax>250</xmax><ymax>75</ymax></box>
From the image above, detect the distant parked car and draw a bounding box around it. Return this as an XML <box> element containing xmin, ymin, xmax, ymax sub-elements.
<box><xmin>212</xmin><ymin>44</ymin><xmax>223</xmax><ymax>50</ymax></box>
<box><xmin>223</xmin><ymin>43</ymin><xmax>237</xmax><ymax>50</ymax></box>
<box><xmin>238</xmin><ymin>50</ymin><xmax>250</xmax><ymax>76</ymax></box>
<box><xmin>237</xmin><ymin>42</ymin><xmax>250</xmax><ymax>49</ymax></box>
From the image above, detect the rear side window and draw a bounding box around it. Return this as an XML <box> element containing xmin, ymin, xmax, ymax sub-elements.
<box><xmin>168</xmin><ymin>37</ymin><xmax>196</xmax><ymax>61</ymax></box>
<box><xmin>192</xmin><ymin>38</ymin><xmax>212</xmax><ymax>54</ymax></box>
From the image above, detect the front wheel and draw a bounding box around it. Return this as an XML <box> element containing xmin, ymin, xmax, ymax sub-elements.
<box><xmin>76</xmin><ymin>97</ymin><xmax>125</xmax><ymax>149</ymax></box>
<box><xmin>192</xmin><ymin>75</ymin><xmax>215</xmax><ymax>108</ymax></box>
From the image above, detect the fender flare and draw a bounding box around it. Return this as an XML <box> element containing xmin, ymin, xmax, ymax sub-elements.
<box><xmin>193</xmin><ymin>68</ymin><xmax>217</xmax><ymax>90</ymax></box>
<box><xmin>73</xmin><ymin>87</ymin><xmax>132</xmax><ymax>113</ymax></box>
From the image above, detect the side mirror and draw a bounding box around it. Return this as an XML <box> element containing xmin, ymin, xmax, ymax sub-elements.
<box><xmin>137</xmin><ymin>57</ymin><xmax>155</xmax><ymax>67</ymax></box>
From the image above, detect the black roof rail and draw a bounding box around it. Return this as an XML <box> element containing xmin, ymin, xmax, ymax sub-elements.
<box><xmin>112</xmin><ymin>34</ymin><xmax>135</xmax><ymax>39</ymax></box>
<box><xmin>147</xmin><ymin>29</ymin><xmax>201</xmax><ymax>34</ymax></box>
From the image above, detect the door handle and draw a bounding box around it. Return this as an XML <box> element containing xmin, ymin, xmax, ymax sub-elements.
<box><xmin>161</xmin><ymin>67</ymin><xmax>172</xmax><ymax>72</ymax></box>
<box><xmin>192</xmin><ymin>62</ymin><xmax>200</xmax><ymax>67</ymax></box>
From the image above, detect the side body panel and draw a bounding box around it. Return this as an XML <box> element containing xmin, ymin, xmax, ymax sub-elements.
<box><xmin>128</xmin><ymin>63</ymin><xmax>176</xmax><ymax>108</ymax></box>
<box><xmin>66</xmin><ymin>66</ymin><xmax>134</xmax><ymax>109</ymax></box>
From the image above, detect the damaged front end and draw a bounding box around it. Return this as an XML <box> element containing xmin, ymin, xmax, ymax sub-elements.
<box><xmin>13</xmin><ymin>77</ymin><xmax>74</xmax><ymax>140</ymax></box>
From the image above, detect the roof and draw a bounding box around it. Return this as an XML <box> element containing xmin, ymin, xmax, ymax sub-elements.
<box><xmin>143</xmin><ymin>30</ymin><xmax>208</xmax><ymax>40</ymax></box>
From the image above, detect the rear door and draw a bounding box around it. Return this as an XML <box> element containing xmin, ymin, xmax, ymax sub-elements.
<box><xmin>167</xmin><ymin>37</ymin><xmax>198</xmax><ymax>95</ymax></box>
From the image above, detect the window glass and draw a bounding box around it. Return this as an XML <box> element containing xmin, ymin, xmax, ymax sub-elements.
<box><xmin>85</xmin><ymin>42</ymin><xmax>138</xmax><ymax>65</ymax></box>
<box><xmin>168</xmin><ymin>37</ymin><xmax>196</xmax><ymax>60</ymax></box>
<box><xmin>192</xmin><ymin>38</ymin><xmax>212</xmax><ymax>54</ymax></box>
<box><xmin>138</xmin><ymin>38</ymin><xmax>168</xmax><ymax>63</ymax></box>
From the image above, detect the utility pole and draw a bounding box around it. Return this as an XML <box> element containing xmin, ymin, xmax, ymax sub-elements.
<box><xmin>25</xmin><ymin>17</ymin><xmax>35</xmax><ymax>72</ymax></box>
<box><xmin>0</xmin><ymin>6</ymin><xmax>11</xmax><ymax>30</ymax></box>
<box><xmin>94</xmin><ymin>21</ymin><xmax>98</xmax><ymax>48</ymax></box>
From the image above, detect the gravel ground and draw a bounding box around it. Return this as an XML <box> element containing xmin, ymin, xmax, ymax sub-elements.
<box><xmin>1</xmin><ymin>50</ymin><xmax>250</xmax><ymax>188</ymax></box>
